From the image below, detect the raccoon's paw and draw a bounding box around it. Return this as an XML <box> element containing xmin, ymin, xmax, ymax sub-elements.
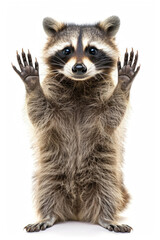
<box><xmin>117</xmin><ymin>49</ymin><xmax>140</xmax><ymax>92</ymax></box>
<box><xmin>24</xmin><ymin>217</ymin><xmax>56</xmax><ymax>232</ymax></box>
<box><xmin>106</xmin><ymin>224</ymin><xmax>132</xmax><ymax>233</ymax></box>
<box><xmin>12</xmin><ymin>49</ymin><xmax>40</xmax><ymax>92</ymax></box>
<box><xmin>98</xmin><ymin>219</ymin><xmax>132</xmax><ymax>233</ymax></box>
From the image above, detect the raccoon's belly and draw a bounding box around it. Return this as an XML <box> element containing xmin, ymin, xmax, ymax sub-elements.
<box><xmin>37</xmin><ymin>120</ymin><xmax>116</xmax><ymax>219</ymax></box>
<box><xmin>40</xmin><ymin>119</ymin><xmax>110</xmax><ymax>171</ymax></box>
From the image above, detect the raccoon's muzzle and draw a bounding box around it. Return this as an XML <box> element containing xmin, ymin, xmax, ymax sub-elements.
<box><xmin>72</xmin><ymin>63</ymin><xmax>87</xmax><ymax>75</ymax></box>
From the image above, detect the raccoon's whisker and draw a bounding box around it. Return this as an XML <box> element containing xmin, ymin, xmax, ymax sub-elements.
<box><xmin>96</xmin><ymin>58</ymin><xmax>114</xmax><ymax>64</ymax></box>
<box><xmin>84</xmin><ymin>80</ymin><xmax>90</xmax><ymax>87</ymax></box>
<box><xmin>96</xmin><ymin>58</ymin><xmax>113</xmax><ymax>62</ymax></box>
<box><xmin>52</xmin><ymin>74</ymin><xmax>60</xmax><ymax>79</ymax></box>
<box><xmin>96</xmin><ymin>65</ymin><xmax>113</xmax><ymax>69</ymax></box>
<box><xmin>51</xmin><ymin>69</ymin><xmax>59</xmax><ymax>72</ymax></box>
<box><xmin>98</xmin><ymin>73</ymin><xmax>106</xmax><ymax>81</ymax></box>
<box><xmin>95</xmin><ymin>60</ymin><xmax>114</xmax><ymax>66</ymax></box>
<box><xmin>96</xmin><ymin>64</ymin><xmax>114</xmax><ymax>69</ymax></box>
<box><xmin>50</xmin><ymin>69</ymin><xmax>61</xmax><ymax>77</ymax></box>
<box><xmin>98</xmin><ymin>72</ymin><xmax>103</xmax><ymax>78</ymax></box>
<box><xmin>53</xmin><ymin>55</ymin><xmax>66</xmax><ymax>64</ymax></box>
<box><xmin>101</xmin><ymin>72</ymin><xmax>117</xmax><ymax>79</ymax></box>
<box><xmin>100</xmin><ymin>71</ymin><xmax>111</xmax><ymax>75</ymax></box>
<box><xmin>51</xmin><ymin>71</ymin><xmax>60</xmax><ymax>76</ymax></box>
<box><xmin>49</xmin><ymin>60</ymin><xmax>65</xmax><ymax>67</ymax></box>
<box><xmin>100</xmin><ymin>72</ymin><xmax>112</xmax><ymax>78</ymax></box>
<box><xmin>50</xmin><ymin>63</ymin><xmax>64</xmax><ymax>67</ymax></box>
<box><xmin>59</xmin><ymin>75</ymin><xmax>67</xmax><ymax>83</ymax></box>
<box><xmin>95</xmin><ymin>62</ymin><xmax>112</xmax><ymax>68</ymax></box>
<box><xmin>94</xmin><ymin>75</ymin><xmax>100</xmax><ymax>81</ymax></box>
<box><xmin>52</xmin><ymin>59</ymin><xmax>64</xmax><ymax>65</ymax></box>
<box><xmin>49</xmin><ymin>58</ymin><xmax>65</xmax><ymax>67</ymax></box>
<box><xmin>53</xmin><ymin>72</ymin><xmax>59</xmax><ymax>76</ymax></box>
<box><xmin>52</xmin><ymin>71</ymin><xmax>59</xmax><ymax>75</ymax></box>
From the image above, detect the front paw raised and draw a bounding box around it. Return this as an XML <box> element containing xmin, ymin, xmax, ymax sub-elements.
<box><xmin>12</xmin><ymin>49</ymin><xmax>40</xmax><ymax>92</ymax></box>
<box><xmin>117</xmin><ymin>48</ymin><xmax>140</xmax><ymax>92</ymax></box>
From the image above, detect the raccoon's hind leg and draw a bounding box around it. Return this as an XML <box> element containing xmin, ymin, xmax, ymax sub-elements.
<box><xmin>78</xmin><ymin>152</ymin><xmax>132</xmax><ymax>233</ymax></box>
<box><xmin>24</xmin><ymin>216</ymin><xmax>56</xmax><ymax>232</ymax></box>
<box><xmin>98</xmin><ymin>219</ymin><xmax>132</xmax><ymax>233</ymax></box>
<box><xmin>24</xmin><ymin>171</ymin><xmax>59</xmax><ymax>232</ymax></box>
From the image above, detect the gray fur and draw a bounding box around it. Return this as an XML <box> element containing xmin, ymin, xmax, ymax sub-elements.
<box><xmin>22</xmin><ymin>17</ymin><xmax>133</xmax><ymax>232</ymax></box>
<box><xmin>43</xmin><ymin>17</ymin><xmax>65</xmax><ymax>36</ymax></box>
<box><xmin>98</xmin><ymin>16</ymin><xmax>120</xmax><ymax>37</ymax></box>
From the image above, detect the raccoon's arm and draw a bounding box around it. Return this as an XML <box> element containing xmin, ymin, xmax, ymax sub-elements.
<box><xmin>104</xmin><ymin>49</ymin><xmax>140</xmax><ymax>128</ymax></box>
<box><xmin>26</xmin><ymin>86</ymin><xmax>54</xmax><ymax>128</ymax></box>
<box><xmin>12</xmin><ymin>50</ymin><xmax>55</xmax><ymax>127</ymax></box>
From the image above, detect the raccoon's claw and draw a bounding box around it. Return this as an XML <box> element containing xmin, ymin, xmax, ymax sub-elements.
<box><xmin>99</xmin><ymin>218</ymin><xmax>132</xmax><ymax>233</ymax></box>
<box><xmin>24</xmin><ymin>217</ymin><xmax>56</xmax><ymax>232</ymax></box>
<box><xmin>123</xmin><ymin>48</ymin><xmax>129</xmax><ymax>66</ymax></box>
<box><xmin>117</xmin><ymin>49</ymin><xmax>140</xmax><ymax>92</ymax></box>
<box><xmin>13</xmin><ymin>49</ymin><xmax>39</xmax><ymax>79</ymax></box>
<box><xmin>106</xmin><ymin>224</ymin><xmax>132</xmax><ymax>233</ymax></box>
<box><xmin>128</xmin><ymin>48</ymin><xmax>134</xmax><ymax>66</ymax></box>
<box><xmin>24</xmin><ymin>222</ymin><xmax>50</xmax><ymax>232</ymax></box>
<box><xmin>22</xmin><ymin>48</ymin><xmax>28</xmax><ymax>67</ymax></box>
<box><xmin>12</xmin><ymin>49</ymin><xmax>40</xmax><ymax>92</ymax></box>
<box><xmin>35</xmin><ymin>57</ymin><xmax>39</xmax><ymax>72</ymax></box>
<box><xmin>27</xmin><ymin>49</ymin><xmax>33</xmax><ymax>67</ymax></box>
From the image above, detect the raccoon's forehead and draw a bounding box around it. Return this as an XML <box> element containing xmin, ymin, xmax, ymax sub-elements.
<box><xmin>44</xmin><ymin>26</ymin><xmax>117</xmax><ymax>57</ymax></box>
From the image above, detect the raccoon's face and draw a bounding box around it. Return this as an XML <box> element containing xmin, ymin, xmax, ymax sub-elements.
<box><xmin>43</xmin><ymin>16</ymin><xmax>120</xmax><ymax>81</ymax></box>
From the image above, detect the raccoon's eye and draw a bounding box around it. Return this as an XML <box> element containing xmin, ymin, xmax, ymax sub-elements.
<box><xmin>88</xmin><ymin>47</ymin><xmax>98</xmax><ymax>55</ymax></box>
<box><xmin>62</xmin><ymin>47</ymin><xmax>72</xmax><ymax>55</ymax></box>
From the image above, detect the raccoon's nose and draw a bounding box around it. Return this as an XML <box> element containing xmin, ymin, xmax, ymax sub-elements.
<box><xmin>72</xmin><ymin>63</ymin><xmax>87</xmax><ymax>74</ymax></box>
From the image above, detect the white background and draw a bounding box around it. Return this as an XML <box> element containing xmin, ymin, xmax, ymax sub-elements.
<box><xmin>1</xmin><ymin>0</ymin><xmax>159</xmax><ymax>239</ymax></box>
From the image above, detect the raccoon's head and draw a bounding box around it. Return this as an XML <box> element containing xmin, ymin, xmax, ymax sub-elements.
<box><xmin>43</xmin><ymin>16</ymin><xmax>120</xmax><ymax>81</ymax></box>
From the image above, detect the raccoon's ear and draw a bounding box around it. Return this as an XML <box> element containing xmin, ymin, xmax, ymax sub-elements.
<box><xmin>98</xmin><ymin>16</ymin><xmax>120</xmax><ymax>38</ymax></box>
<box><xmin>43</xmin><ymin>17</ymin><xmax>65</xmax><ymax>36</ymax></box>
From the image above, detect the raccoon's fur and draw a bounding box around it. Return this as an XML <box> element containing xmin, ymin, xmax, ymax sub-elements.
<box><xmin>13</xmin><ymin>16</ymin><xmax>140</xmax><ymax>233</ymax></box>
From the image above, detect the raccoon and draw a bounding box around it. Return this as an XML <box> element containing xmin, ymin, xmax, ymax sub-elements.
<box><xmin>12</xmin><ymin>16</ymin><xmax>140</xmax><ymax>233</ymax></box>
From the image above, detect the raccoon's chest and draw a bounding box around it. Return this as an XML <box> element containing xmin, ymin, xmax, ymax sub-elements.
<box><xmin>53</xmin><ymin>101</ymin><xmax>103</xmax><ymax>160</ymax></box>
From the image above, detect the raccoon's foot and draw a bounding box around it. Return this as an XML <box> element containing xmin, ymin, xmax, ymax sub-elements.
<box><xmin>117</xmin><ymin>48</ymin><xmax>140</xmax><ymax>94</ymax></box>
<box><xmin>106</xmin><ymin>224</ymin><xmax>132</xmax><ymax>233</ymax></box>
<box><xmin>12</xmin><ymin>49</ymin><xmax>40</xmax><ymax>92</ymax></box>
<box><xmin>98</xmin><ymin>219</ymin><xmax>132</xmax><ymax>233</ymax></box>
<box><xmin>24</xmin><ymin>217</ymin><xmax>56</xmax><ymax>232</ymax></box>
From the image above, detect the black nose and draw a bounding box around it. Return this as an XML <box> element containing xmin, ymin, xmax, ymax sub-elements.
<box><xmin>72</xmin><ymin>63</ymin><xmax>87</xmax><ymax>74</ymax></box>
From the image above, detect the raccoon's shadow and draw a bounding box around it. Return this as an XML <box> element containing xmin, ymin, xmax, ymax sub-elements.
<box><xmin>40</xmin><ymin>221</ymin><xmax>107</xmax><ymax>236</ymax></box>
